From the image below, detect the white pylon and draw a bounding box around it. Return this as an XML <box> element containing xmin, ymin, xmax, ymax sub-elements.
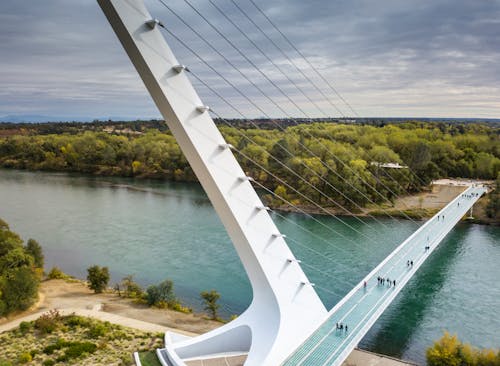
<box><xmin>97</xmin><ymin>1</ymin><xmax>327</xmax><ymax>365</ymax></box>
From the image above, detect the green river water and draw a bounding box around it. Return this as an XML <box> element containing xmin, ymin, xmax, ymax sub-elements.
<box><xmin>0</xmin><ymin>169</ymin><xmax>498</xmax><ymax>364</ymax></box>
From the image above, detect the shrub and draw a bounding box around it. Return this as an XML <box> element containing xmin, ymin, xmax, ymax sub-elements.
<box><xmin>121</xmin><ymin>275</ymin><xmax>143</xmax><ymax>298</ymax></box>
<box><xmin>56</xmin><ymin>341</ymin><xmax>97</xmax><ymax>361</ymax></box>
<box><xmin>64</xmin><ymin>315</ymin><xmax>91</xmax><ymax>328</ymax></box>
<box><xmin>42</xmin><ymin>360</ymin><xmax>55</xmax><ymax>366</ymax></box>
<box><xmin>86</xmin><ymin>265</ymin><xmax>110</xmax><ymax>293</ymax></box>
<box><xmin>170</xmin><ymin>302</ymin><xmax>192</xmax><ymax>314</ymax></box>
<box><xmin>47</xmin><ymin>267</ymin><xmax>68</xmax><ymax>279</ymax></box>
<box><xmin>87</xmin><ymin>323</ymin><xmax>109</xmax><ymax>339</ymax></box>
<box><xmin>17</xmin><ymin>353</ymin><xmax>32</xmax><ymax>364</ymax></box>
<box><xmin>19</xmin><ymin>321</ymin><xmax>32</xmax><ymax>334</ymax></box>
<box><xmin>35</xmin><ymin>309</ymin><xmax>61</xmax><ymax>334</ymax></box>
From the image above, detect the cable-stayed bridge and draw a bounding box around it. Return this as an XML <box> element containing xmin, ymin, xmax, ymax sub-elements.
<box><xmin>97</xmin><ymin>1</ymin><xmax>488</xmax><ymax>365</ymax></box>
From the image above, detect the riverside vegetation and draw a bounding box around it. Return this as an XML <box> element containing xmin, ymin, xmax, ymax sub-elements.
<box><xmin>427</xmin><ymin>332</ymin><xmax>500</xmax><ymax>366</ymax></box>
<box><xmin>0</xmin><ymin>217</ymin><xmax>222</xmax><ymax>364</ymax></box>
<box><xmin>0</xmin><ymin>121</ymin><xmax>498</xmax><ymax>216</ymax></box>
<box><xmin>0</xmin><ymin>219</ymin><xmax>43</xmax><ymax>317</ymax></box>
<box><xmin>0</xmin><ymin>310</ymin><xmax>163</xmax><ymax>366</ymax></box>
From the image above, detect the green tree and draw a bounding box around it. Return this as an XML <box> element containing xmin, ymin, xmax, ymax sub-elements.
<box><xmin>146</xmin><ymin>279</ymin><xmax>176</xmax><ymax>307</ymax></box>
<box><xmin>86</xmin><ymin>265</ymin><xmax>110</xmax><ymax>293</ymax></box>
<box><xmin>200</xmin><ymin>290</ymin><xmax>220</xmax><ymax>321</ymax></box>
<box><xmin>1</xmin><ymin>266</ymin><xmax>39</xmax><ymax>312</ymax></box>
<box><xmin>25</xmin><ymin>239</ymin><xmax>44</xmax><ymax>268</ymax></box>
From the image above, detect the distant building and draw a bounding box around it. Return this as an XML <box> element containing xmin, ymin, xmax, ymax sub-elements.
<box><xmin>371</xmin><ymin>162</ymin><xmax>408</xmax><ymax>169</ymax></box>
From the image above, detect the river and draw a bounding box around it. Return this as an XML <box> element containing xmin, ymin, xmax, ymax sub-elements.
<box><xmin>0</xmin><ymin>169</ymin><xmax>498</xmax><ymax>364</ymax></box>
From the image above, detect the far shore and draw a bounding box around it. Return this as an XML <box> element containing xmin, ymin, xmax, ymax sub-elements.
<box><xmin>272</xmin><ymin>179</ymin><xmax>496</xmax><ymax>225</ymax></box>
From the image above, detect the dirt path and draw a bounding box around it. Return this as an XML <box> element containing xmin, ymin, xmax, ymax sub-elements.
<box><xmin>0</xmin><ymin>279</ymin><xmax>220</xmax><ymax>335</ymax></box>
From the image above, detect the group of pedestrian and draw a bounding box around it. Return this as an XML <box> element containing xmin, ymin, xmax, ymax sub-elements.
<box><xmin>336</xmin><ymin>322</ymin><xmax>348</xmax><ymax>333</ymax></box>
<box><xmin>407</xmin><ymin>260</ymin><xmax>414</xmax><ymax>267</ymax></box>
<box><xmin>377</xmin><ymin>276</ymin><xmax>396</xmax><ymax>287</ymax></box>
<box><xmin>462</xmin><ymin>193</ymin><xmax>479</xmax><ymax>199</ymax></box>
<box><xmin>424</xmin><ymin>245</ymin><xmax>430</xmax><ymax>251</ymax></box>
<box><xmin>437</xmin><ymin>214</ymin><xmax>445</xmax><ymax>221</ymax></box>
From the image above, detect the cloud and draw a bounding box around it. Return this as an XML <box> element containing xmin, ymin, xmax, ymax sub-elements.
<box><xmin>0</xmin><ymin>0</ymin><xmax>499</xmax><ymax>120</ymax></box>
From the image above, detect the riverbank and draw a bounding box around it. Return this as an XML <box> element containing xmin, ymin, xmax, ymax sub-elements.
<box><xmin>0</xmin><ymin>279</ymin><xmax>419</xmax><ymax>366</ymax></box>
<box><xmin>0</xmin><ymin>279</ymin><xmax>221</xmax><ymax>335</ymax></box>
<box><xmin>273</xmin><ymin>180</ymin><xmax>496</xmax><ymax>224</ymax></box>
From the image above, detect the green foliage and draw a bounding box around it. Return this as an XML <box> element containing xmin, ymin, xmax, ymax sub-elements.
<box><xmin>19</xmin><ymin>321</ymin><xmax>32</xmax><ymax>334</ymax></box>
<box><xmin>64</xmin><ymin>314</ymin><xmax>92</xmax><ymax>328</ymax></box>
<box><xmin>17</xmin><ymin>352</ymin><xmax>32</xmax><ymax>364</ymax></box>
<box><xmin>146</xmin><ymin>279</ymin><xmax>176</xmax><ymax>307</ymax></box>
<box><xmin>87</xmin><ymin>323</ymin><xmax>110</xmax><ymax>339</ymax></box>
<box><xmin>120</xmin><ymin>274</ymin><xmax>143</xmax><ymax>299</ymax></box>
<box><xmin>42</xmin><ymin>360</ymin><xmax>55</xmax><ymax>366</ymax></box>
<box><xmin>0</xmin><ymin>219</ymin><xmax>43</xmax><ymax>316</ymax></box>
<box><xmin>47</xmin><ymin>266</ymin><xmax>69</xmax><ymax>279</ymax></box>
<box><xmin>87</xmin><ymin>265</ymin><xmax>110</xmax><ymax>293</ymax></box>
<box><xmin>427</xmin><ymin>332</ymin><xmax>500</xmax><ymax>366</ymax></box>
<box><xmin>1</xmin><ymin>266</ymin><xmax>39</xmax><ymax>311</ymax></box>
<box><xmin>0</xmin><ymin>121</ymin><xmax>498</xmax><ymax>210</ymax></box>
<box><xmin>200</xmin><ymin>290</ymin><xmax>221</xmax><ymax>321</ymax></box>
<box><xmin>25</xmin><ymin>238</ymin><xmax>44</xmax><ymax>268</ymax></box>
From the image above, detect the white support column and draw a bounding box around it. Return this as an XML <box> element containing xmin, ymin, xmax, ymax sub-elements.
<box><xmin>96</xmin><ymin>1</ymin><xmax>327</xmax><ymax>365</ymax></box>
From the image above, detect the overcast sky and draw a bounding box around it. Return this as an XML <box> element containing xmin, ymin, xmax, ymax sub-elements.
<box><xmin>0</xmin><ymin>0</ymin><xmax>499</xmax><ymax>121</ymax></box>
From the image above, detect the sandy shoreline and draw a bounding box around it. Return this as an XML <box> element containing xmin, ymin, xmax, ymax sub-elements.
<box><xmin>0</xmin><ymin>279</ymin><xmax>221</xmax><ymax>335</ymax></box>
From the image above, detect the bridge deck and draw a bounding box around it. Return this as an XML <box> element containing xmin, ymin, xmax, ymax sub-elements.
<box><xmin>283</xmin><ymin>186</ymin><xmax>485</xmax><ymax>366</ymax></box>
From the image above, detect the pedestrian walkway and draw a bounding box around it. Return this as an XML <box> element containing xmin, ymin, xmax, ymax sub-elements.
<box><xmin>283</xmin><ymin>185</ymin><xmax>486</xmax><ymax>366</ymax></box>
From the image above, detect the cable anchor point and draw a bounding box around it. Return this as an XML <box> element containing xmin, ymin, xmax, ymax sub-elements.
<box><xmin>172</xmin><ymin>64</ymin><xmax>189</xmax><ymax>73</ymax></box>
<box><xmin>145</xmin><ymin>19</ymin><xmax>163</xmax><ymax>29</ymax></box>
<box><xmin>196</xmin><ymin>105</ymin><xmax>210</xmax><ymax>113</ymax></box>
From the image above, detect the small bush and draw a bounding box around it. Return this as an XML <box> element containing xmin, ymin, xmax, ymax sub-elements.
<box><xmin>43</xmin><ymin>338</ymin><xmax>68</xmax><ymax>355</ymax></box>
<box><xmin>170</xmin><ymin>302</ymin><xmax>192</xmax><ymax>313</ymax></box>
<box><xmin>87</xmin><ymin>323</ymin><xmax>109</xmax><ymax>339</ymax></box>
<box><xmin>47</xmin><ymin>267</ymin><xmax>68</xmax><ymax>280</ymax></box>
<box><xmin>121</xmin><ymin>275</ymin><xmax>143</xmax><ymax>299</ymax></box>
<box><xmin>35</xmin><ymin>309</ymin><xmax>61</xmax><ymax>334</ymax></box>
<box><xmin>56</xmin><ymin>341</ymin><xmax>97</xmax><ymax>361</ymax></box>
<box><xmin>19</xmin><ymin>321</ymin><xmax>32</xmax><ymax>334</ymax></box>
<box><xmin>17</xmin><ymin>353</ymin><xmax>32</xmax><ymax>364</ymax></box>
<box><xmin>64</xmin><ymin>315</ymin><xmax>91</xmax><ymax>328</ymax></box>
<box><xmin>42</xmin><ymin>360</ymin><xmax>55</xmax><ymax>366</ymax></box>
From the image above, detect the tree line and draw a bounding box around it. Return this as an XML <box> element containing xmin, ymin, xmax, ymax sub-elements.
<box><xmin>0</xmin><ymin>121</ymin><xmax>498</xmax><ymax>211</ymax></box>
